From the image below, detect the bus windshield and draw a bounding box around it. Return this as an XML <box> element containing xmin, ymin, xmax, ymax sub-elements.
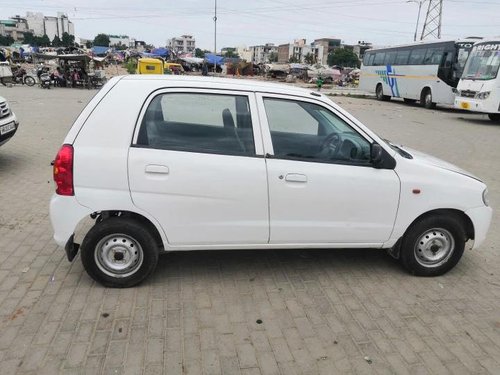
<box><xmin>462</xmin><ymin>43</ymin><xmax>500</xmax><ymax>80</ymax></box>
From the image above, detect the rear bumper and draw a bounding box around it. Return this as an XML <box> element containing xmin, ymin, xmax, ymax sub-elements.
<box><xmin>466</xmin><ymin>205</ymin><xmax>493</xmax><ymax>250</ymax></box>
<box><xmin>50</xmin><ymin>194</ymin><xmax>92</xmax><ymax>247</ymax></box>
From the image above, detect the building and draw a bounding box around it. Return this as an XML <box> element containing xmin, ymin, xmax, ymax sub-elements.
<box><xmin>251</xmin><ymin>43</ymin><xmax>278</xmax><ymax>64</ymax></box>
<box><xmin>167</xmin><ymin>35</ymin><xmax>196</xmax><ymax>55</ymax></box>
<box><xmin>277</xmin><ymin>39</ymin><xmax>324</xmax><ymax>65</ymax></box>
<box><xmin>109</xmin><ymin>35</ymin><xmax>131</xmax><ymax>48</ymax></box>
<box><xmin>352</xmin><ymin>41</ymin><xmax>373</xmax><ymax>59</ymax></box>
<box><xmin>0</xmin><ymin>16</ymin><xmax>31</xmax><ymax>42</ymax></box>
<box><xmin>25</xmin><ymin>12</ymin><xmax>74</xmax><ymax>40</ymax></box>
<box><xmin>313</xmin><ymin>38</ymin><xmax>342</xmax><ymax>65</ymax></box>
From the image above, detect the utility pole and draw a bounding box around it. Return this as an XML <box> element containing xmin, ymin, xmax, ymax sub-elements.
<box><xmin>420</xmin><ymin>0</ymin><xmax>443</xmax><ymax>40</ymax></box>
<box><xmin>214</xmin><ymin>0</ymin><xmax>217</xmax><ymax>73</ymax></box>
<box><xmin>407</xmin><ymin>0</ymin><xmax>425</xmax><ymax>42</ymax></box>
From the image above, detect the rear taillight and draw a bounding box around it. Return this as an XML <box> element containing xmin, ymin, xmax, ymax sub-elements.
<box><xmin>53</xmin><ymin>144</ymin><xmax>74</xmax><ymax>196</ymax></box>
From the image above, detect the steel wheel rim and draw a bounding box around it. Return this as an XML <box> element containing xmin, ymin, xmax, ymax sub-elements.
<box><xmin>95</xmin><ymin>234</ymin><xmax>144</xmax><ymax>278</ymax></box>
<box><xmin>414</xmin><ymin>228</ymin><xmax>454</xmax><ymax>268</ymax></box>
<box><xmin>425</xmin><ymin>92</ymin><xmax>432</xmax><ymax>105</ymax></box>
<box><xmin>377</xmin><ymin>86</ymin><xmax>382</xmax><ymax>99</ymax></box>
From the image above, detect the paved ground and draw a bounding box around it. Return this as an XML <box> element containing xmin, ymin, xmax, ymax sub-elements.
<box><xmin>0</xmin><ymin>84</ymin><xmax>499</xmax><ymax>375</ymax></box>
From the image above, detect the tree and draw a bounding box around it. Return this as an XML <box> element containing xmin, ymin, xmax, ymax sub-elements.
<box><xmin>23</xmin><ymin>32</ymin><xmax>35</xmax><ymax>45</ymax></box>
<box><xmin>288</xmin><ymin>55</ymin><xmax>299</xmax><ymax>63</ymax></box>
<box><xmin>93</xmin><ymin>33</ymin><xmax>110</xmax><ymax>47</ymax></box>
<box><xmin>52</xmin><ymin>35</ymin><xmax>62</xmax><ymax>47</ymax></box>
<box><xmin>0</xmin><ymin>35</ymin><xmax>14</xmax><ymax>46</ymax></box>
<box><xmin>327</xmin><ymin>48</ymin><xmax>360</xmax><ymax>68</ymax></box>
<box><xmin>304</xmin><ymin>52</ymin><xmax>316</xmax><ymax>65</ymax></box>
<box><xmin>61</xmin><ymin>32</ymin><xmax>75</xmax><ymax>47</ymax></box>
<box><xmin>268</xmin><ymin>52</ymin><xmax>278</xmax><ymax>63</ymax></box>
<box><xmin>85</xmin><ymin>40</ymin><xmax>93</xmax><ymax>49</ymax></box>
<box><xmin>38</xmin><ymin>34</ymin><xmax>51</xmax><ymax>47</ymax></box>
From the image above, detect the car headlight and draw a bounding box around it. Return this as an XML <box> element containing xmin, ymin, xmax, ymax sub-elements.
<box><xmin>482</xmin><ymin>188</ymin><xmax>489</xmax><ymax>206</ymax></box>
<box><xmin>475</xmin><ymin>91</ymin><xmax>491</xmax><ymax>100</ymax></box>
<box><xmin>452</xmin><ymin>88</ymin><xmax>459</xmax><ymax>94</ymax></box>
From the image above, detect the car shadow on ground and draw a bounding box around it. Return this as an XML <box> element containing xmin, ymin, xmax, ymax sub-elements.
<box><xmin>148</xmin><ymin>248</ymin><xmax>404</xmax><ymax>283</ymax></box>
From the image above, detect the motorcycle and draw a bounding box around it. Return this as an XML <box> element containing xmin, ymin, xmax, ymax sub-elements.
<box><xmin>12</xmin><ymin>68</ymin><xmax>37</xmax><ymax>86</ymax></box>
<box><xmin>37</xmin><ymin>66</ymin><xmax>53</xmax><ymax>89</ymax></box>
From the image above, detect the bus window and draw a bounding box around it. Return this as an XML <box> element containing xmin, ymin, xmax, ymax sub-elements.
<box><xmin>363</xmin><ymin>53</ymin><xmax>371</xmax><ymax>66</ymax></box>
<box><xmin>385</xmin><ymin>51</ymin><xmax>397</xmax><ymax>65</ymax></box>
<box><xmin>395</xmin><ymin>50</ymin><xmax>410</xmax><ymax>65</ymax></box>
<box><xmin>367</xmin><ymin>53</ymin><xmax>375</xmax><ymax>66</ymax></box>
<box><xmin>408</xmin><ymin>48</ymin><xmax>427</xmax><ymax>65</ymax></box>
<box><xmin>373</xmin><ymin>52</ymin><xmax>386</xmax><ymax>66</ymax></box>
<box><xmin>424</xmin><ymin>47</ymin><xmax>444</xmax><ymax>65</ymax></box>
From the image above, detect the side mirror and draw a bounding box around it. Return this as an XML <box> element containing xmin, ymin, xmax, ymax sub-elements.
<box><xmin>371</xmin><ymin>143</ymin><xmax>383</xmax><ymax>166</ymax></box>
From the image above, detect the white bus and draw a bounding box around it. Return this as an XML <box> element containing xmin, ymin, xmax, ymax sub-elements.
<box><xmin>454</xmin><ymin>39</ymin><xmax>500</xmax><ymax>122</ymax></box>
<box><xmin>359</xmin><ymin>39</ymin><xmax>477</xmax><ymax>109</ymax></box>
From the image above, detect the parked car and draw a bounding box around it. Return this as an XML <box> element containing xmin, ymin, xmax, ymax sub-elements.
<box><xmin>0</xmin><ymin>96</ymin><xmax>19</xmax><ymax>146</ymax></box>
<box><xmin>50</xmin><ymin>76</ymin><xmax>492</xmax><ymax>287</ymax></box>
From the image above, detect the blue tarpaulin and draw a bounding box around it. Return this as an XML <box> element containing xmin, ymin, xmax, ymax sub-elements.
<box><xmin>151</xmin><ymin>47</ymin><xmax>169</xmax><ymax>58</ymax></box>
<box><xmin>204</xmin><ymin>53</ymin><xmax>225</xmax><ymax>65</ymax></box>
<box><xmin>92</xmin><ymin>46</ymin><xmax>110</xmax><ymax>56</ymax></box>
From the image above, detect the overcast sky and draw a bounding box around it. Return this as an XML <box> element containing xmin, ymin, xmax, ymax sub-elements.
<box><xmin>2</xmin><ymin>0</ymin><xmax>499</xmax><ymax>49</ymax></box>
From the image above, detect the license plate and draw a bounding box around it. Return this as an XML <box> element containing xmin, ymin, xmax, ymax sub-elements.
<box><xmin>0</xmin><ymin>122</ymin><xmax>15</xmax><ymax>135</ymax></box>
<box><xmin>460</xmin><ymin>101</ymin><xmax>470</xmax><ymax>110</ymax></box>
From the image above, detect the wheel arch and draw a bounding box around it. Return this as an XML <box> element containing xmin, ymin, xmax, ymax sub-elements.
<box><xmin>94</xmin><ymin>210</ymin><xmax>165</xmax><ymax>251</ymax></box>
<box><xmin>388</xmin><ymin>208</ymin><xmax>474</xmax><ymax>259</ymax></box>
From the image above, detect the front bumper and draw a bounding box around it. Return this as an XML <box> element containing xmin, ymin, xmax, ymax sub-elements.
<box><xmin>0</xmin><ymin>115</ymin><xmax>19</xmax><ymax>146</ymax></box>
<box><xmin>454</xmin><ymin>97</ymin><xmax>499</xmax><ymax>114</ymax></box>
<box><xmin>465</xmin><ymin>205</ymin><xmax>493</xmax><ymax>250</ymax></box>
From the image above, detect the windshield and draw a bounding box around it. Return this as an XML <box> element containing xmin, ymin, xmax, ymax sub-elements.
<box><xmin>462</xmin><ymin>43</ymin><xmax>500</xmax><ymax>80</ymax></box>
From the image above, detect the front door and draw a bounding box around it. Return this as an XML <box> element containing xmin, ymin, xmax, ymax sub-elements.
<box><xmin>128</xmin><ymin>90</ymin><xmax>269</xmax><ymax>246</ymax></box>
<box><xmin>258</xmin><ymin>95</ymin><xmax>400</xmax><ymax>245</ymax></box>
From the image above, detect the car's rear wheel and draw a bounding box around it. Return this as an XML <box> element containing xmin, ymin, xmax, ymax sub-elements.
<box><xmin>400</xmin><ymin>215</ymin><xmax>466</xmax><ymax>276</ymax></box>
<box><xmin>488</xmin><ymin>113</ymin><xmax>500</xmax><ymax>122</ymax></box>
<box><xmin>81</xmin><ymin>217</ymin><xmax>159</xmax><ymax>287</ymax></box>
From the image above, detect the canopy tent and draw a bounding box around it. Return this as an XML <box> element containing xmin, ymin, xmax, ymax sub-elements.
<box><xmin>181</xmin><ymin>57</ymin><xmax>204</xmax><ymax>65</ymax></box>
<box><xmin>204</xmin><ymin>53</ymin><xmax>224</xmax><ymax>65</ymax></box>
<box><xmin>91</xmin><ymin>46</ymin><xmax>110</xmax><ymax>56</ymax></box>
<box><xmin>150</xmin><ymin>47</ymin><xmax>170</xmax><ymax>58</ymax></box>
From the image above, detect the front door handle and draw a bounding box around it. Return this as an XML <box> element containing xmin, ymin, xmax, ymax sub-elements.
<box><xmin>285</xmin><ymin>173</ymin><xmax>307</xmax><ymax>183</ymax></box>
<box><xmin>145</xmin><ymin>164</ymin><xmax>169</xmax><ymax>174</ymax></box>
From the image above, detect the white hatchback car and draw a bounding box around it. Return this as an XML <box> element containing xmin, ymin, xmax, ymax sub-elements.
<box><xmin>50</xmin><ymin>76</ymin><xmax>492</xmax><ymax>287</ymax></box>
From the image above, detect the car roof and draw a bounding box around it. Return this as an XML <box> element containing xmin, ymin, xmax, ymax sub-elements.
<box><xmin>120</xmin><ymin>75</ymin><xmax>318</xmax><ymax>97</ymax></box>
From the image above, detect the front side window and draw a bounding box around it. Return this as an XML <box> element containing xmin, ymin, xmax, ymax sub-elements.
<box><xmin>408</xmin><ymin>48</ymin><xmax>427</xmax><ymax>65</ymax></box>
<box><xmin>137</xmin><ymin>93</ymin><xmax>255</xmax><ymax>155</ymax></box>
<box><xmin>424</xmin><ymin>47</ymin><xmax>444</xmax><ymax>65</ymax></box>
<box><xmin>264</xmin><ymin>98</ymin><xmax>371</xmax><ymax>164</ymax></box>
<box><xmin>395</xmin><ymin>50</ymin><xmax>410</xmax><ymax>65</ymax></box>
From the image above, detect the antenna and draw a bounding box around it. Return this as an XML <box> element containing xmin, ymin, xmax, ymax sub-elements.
<box><xmin>420</xmin><ymin>0</ymin><xmax>443</xmax><ymax>40</ymax></box>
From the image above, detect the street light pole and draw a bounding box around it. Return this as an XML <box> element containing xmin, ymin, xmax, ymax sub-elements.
<box><xmin>407</xmin><ymin>0</ymin><xmax>425</xmax><ymax>41</ymax></box>
<box><xmin>214</xmin><ymin>0</ymin><xmax>217</xmax><ymax>73</ymax></box>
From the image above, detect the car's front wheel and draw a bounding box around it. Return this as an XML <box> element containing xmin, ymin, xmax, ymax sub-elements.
<box><xmin>400</xmin><ymin>215</ymin><xmax>466</xmax><ymax>276</ymax></box>
<box><xmin>81</xmin><ymin>217</ymin><xmax>159</xmax><ymax>287</ymax></box>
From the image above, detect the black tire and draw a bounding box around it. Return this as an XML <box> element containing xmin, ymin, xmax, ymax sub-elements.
<box><xmin>376</xmin><ymin>84</ymin><xmax>391</xmax><ymax>101</ymax></box>
<box><xmin>24</xmin><ymin>76</ymin><xmax>36</xmax><ymax>86</ymax></box>
<box><xmin>81</xmin><ymin>217</ymin><xmax>159</xmax><ymax>287</ymax></box>
<box><xmin>421</xmin><ymin>88</ymin><xmax>436</xmax><ymax>109</ymax></box>
<box><xmin>400</xmin><ymin>215</ymin><xmax>466</xmax><ymax>276</ymax></box>
<box><xmin>404</xmin><ymin>98</ymin><xmax>417</xmax><ymax>104</ymax></box>
<box><xmin>488</xmin><ymin>113</ymin><xmax>500</xmax><ymax>122</ymax></box>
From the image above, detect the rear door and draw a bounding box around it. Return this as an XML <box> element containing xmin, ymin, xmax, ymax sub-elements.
<box><xmin>128</xmin><ymin>89</ymin><xmax>269</xmax><ymax>246</ymax></box>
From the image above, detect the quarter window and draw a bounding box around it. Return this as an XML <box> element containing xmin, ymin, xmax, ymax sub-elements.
<box><xmin>264</xmin><ymin>98</ymin><xmax>371</xmax><ymax>164</ymax></box>
<box><xmin>137</xmin><ymin>93</ymin><xmax>255</xmax><ymax>155</ymax></box>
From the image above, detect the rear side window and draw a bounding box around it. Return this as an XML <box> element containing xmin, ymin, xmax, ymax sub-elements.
<box><xmin>136</xmin><ymin>93</ymin><xmax>255</xmax><ymax>156</ymax></box>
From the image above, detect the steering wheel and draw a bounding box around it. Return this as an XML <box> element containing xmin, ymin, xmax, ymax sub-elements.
<box><xmin>320</xmin><ymin>132</ymin><xmax>342</xmax><ymax>158</ymax></box>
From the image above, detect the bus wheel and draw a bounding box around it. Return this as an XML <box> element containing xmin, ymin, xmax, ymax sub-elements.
<box><xmin>404</xmin><ymin>98</ymin><xmax>417</xmax><ymax>104</ymax></box>
<box><xmin>376</xmin><ymin>84</ymin><xmax>390</xmax><ymax>101</ymax></box>
<box><xmin>488</xmin><ymin>114</ymin><xmax>500</xmax><ymax>122</ymax></box>
<box><xmin>421</xmin><ymin>88</ymin><xmax>436</xmax><ymax>109</ymax></box>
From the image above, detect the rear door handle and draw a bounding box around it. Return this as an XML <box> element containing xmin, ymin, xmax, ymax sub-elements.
<box><xmin>285</xmin><ymin>173</ymin><xmax>307</xmax><ymax>183</ymax></box>
<box><xmin>145</xmin><ymin>164</ymin><xmax>169</xmax><ymax>174</ymax></box>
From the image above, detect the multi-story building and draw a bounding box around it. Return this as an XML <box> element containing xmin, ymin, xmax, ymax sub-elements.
<box><xmin>109</xmin><ymin>35</ymin><xmax>131</xmax><ymax>48</ymax></box>
<box><xmin>251</xmin><ymin>43</ymin><xmax>278</xmax><ymax>64</ymax></box>
<box><xmin>25</xmin><ymin>12</ymin><xmax>74</xmax><ymax>40</ymax></box>
<box><xmin>352</xmin><ymin>41</ymin><xmax>373</xmax><ymax>59</ymax></box>
<box><xmin>313</xmin><ymin>38</ymin><xmax>342</xmax><ymax>65</ymax></box>
<box><xmin>277</xmin><ymin>39</ymin><xmax>324</xmax><ymax>65</ymax></box>
<box><xmin>0</xmin><ymin>16</ymin><xmax>31</xmax><ymax>42</ymax></box>
<box><xmin>167</xmin><ymin>35</ymin><xmax>196</xmax><ymax>55</ymax></box>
